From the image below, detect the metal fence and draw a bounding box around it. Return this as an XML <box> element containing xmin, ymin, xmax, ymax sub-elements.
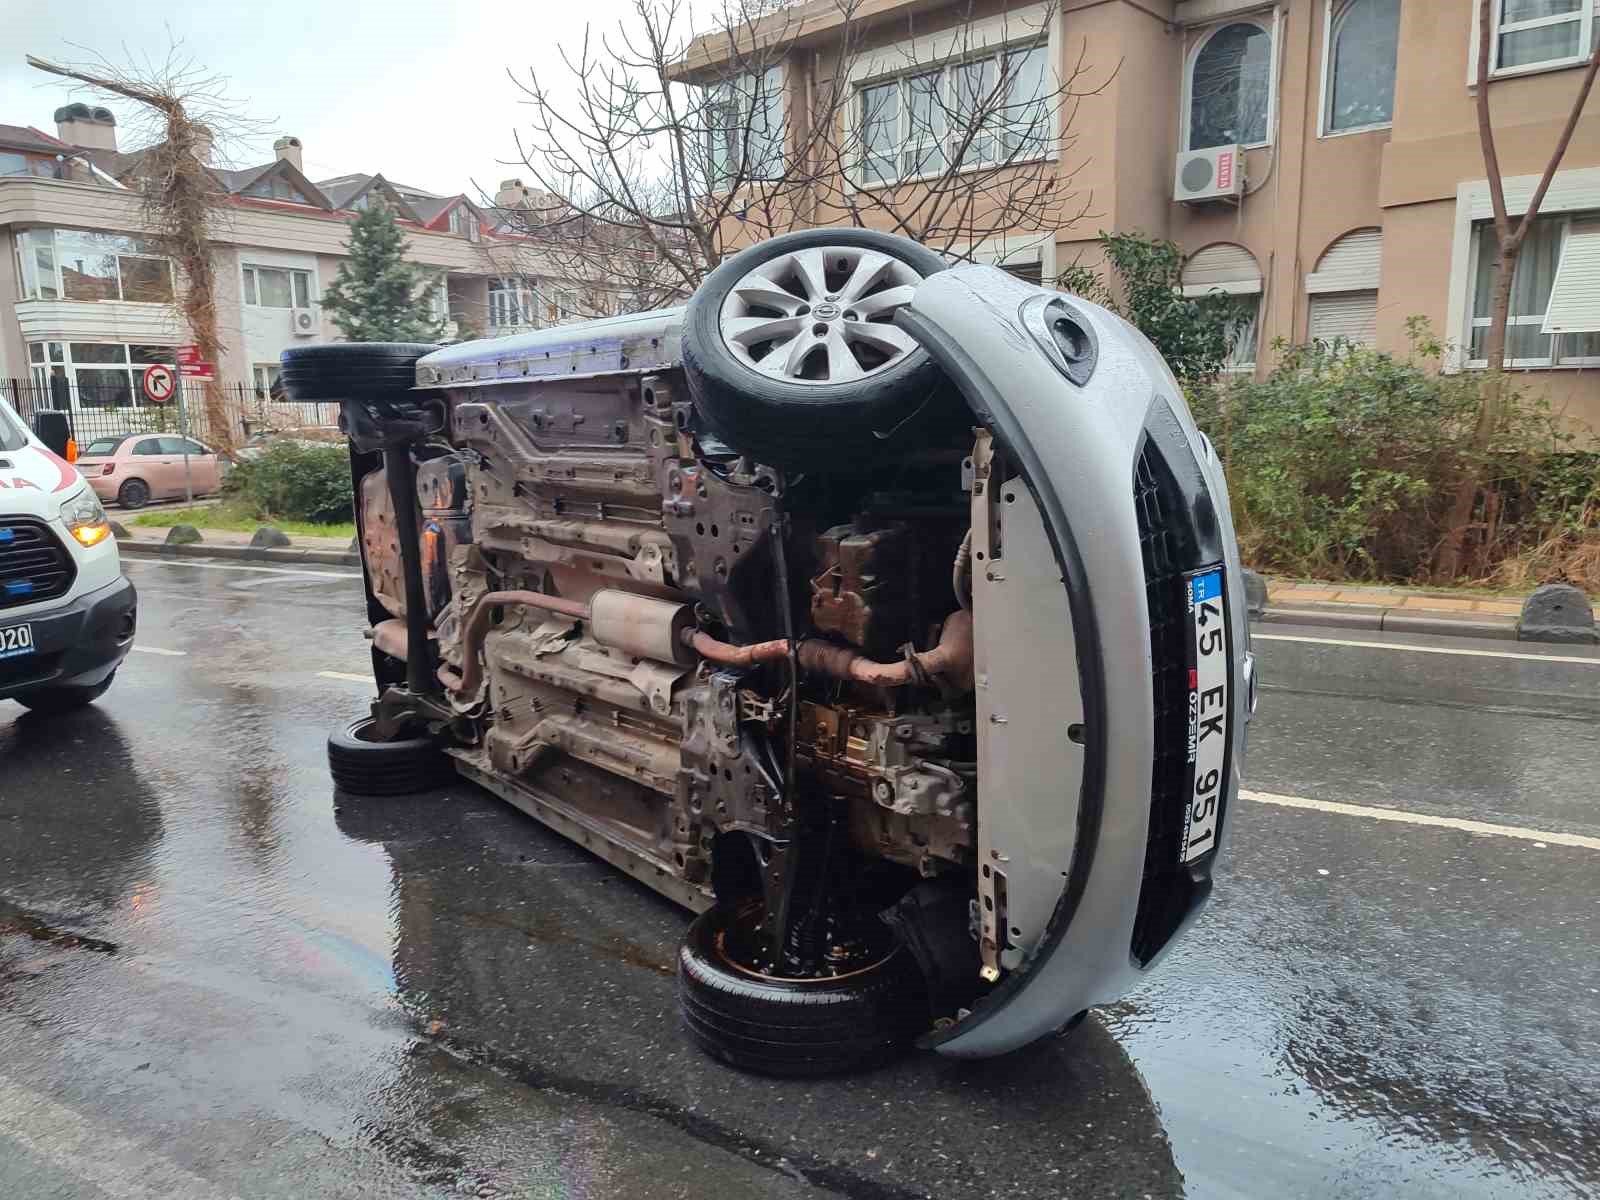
<box><xmin>1</xmin><ymin>379</ymin><xmax>340</xmax><ymax>447</ymax></box>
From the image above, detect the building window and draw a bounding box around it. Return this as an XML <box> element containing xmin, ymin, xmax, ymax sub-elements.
<box><xmin>1</xmin><ymin>152</ymin><xmax>28</xmax><ymax>176</ymax></box>
<box><xmin>1324</xmin><ymin>0</ymin><xmax>1399</xmax><ymax>133</ymax></box>
<box><xmin>1487</xmin><ymin>0</ymin><xmax>1595</xmax><ymax>74</ymax></box>
<box><xmin>708</xmin><ymin>65</ymin><xmax>786</xmax><ymax>189</ymax></box>
<box><xmin>1181</xmin><ymin>243</ymin><xmax>1264</xmax><ymax>371</ymax></box>
<box><xmin>855</xmin><ymin>43</ymin><xmax>1051</xmax><ymax>187</ymax></box>
<box><xmin>243</xmin><ymin>265</ymin><xmax>314</xmax><ymax>308</ymax></box>
<box><xmin>245</xmin><ymin>174</ymin><xmax>309</xmax><ymax>203</ymax></box>
<box><xmin>24</xmin><ymin>342</ymin><xmax>177</xmax><ymax>408</ymax></box>
<box><xmin>448</xmin><ymin>206</ymin><xmax>478</xmax><ymax>240</ymax></box>
<box><xmin>1469</xmin><ymin>214</ymin><xmax>1600</xmax><ymax>367</ymax></box>
<box><xmin>15</xmin><ymin>229</ymin><xmax>175</xmax><ymax>304</ymax></box>
<box><xmin>253</xmin><ymin>363</ymin><xmax>281</xmax><ymax>400</ymax></box>
<box><xmin>489</xmin><ymin>278</ymin><xmax>535</xmax><ymax>328</ymax></box>
<box><xmin>1187</xmin><ymin>22</ymin><xmax>1275</xmax><ymax>150</ymax></box>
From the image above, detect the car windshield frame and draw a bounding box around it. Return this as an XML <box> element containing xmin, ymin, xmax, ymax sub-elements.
<box><xmin>0</xmin><ymin>397</ymin><xmax>28</xmax><ymax>452</ymax></box>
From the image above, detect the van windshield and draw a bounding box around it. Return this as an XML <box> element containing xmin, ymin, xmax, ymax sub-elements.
<box><xmin>0</xmin><ymin>398</ymin><xmax>26</xmax><ymax>453</ymax></box>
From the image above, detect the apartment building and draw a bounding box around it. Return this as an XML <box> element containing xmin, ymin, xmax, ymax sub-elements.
<box><xmin>682</xmin><ymin>0</ymin><xmax>1600</xmax><ymax>427</ymax></box>
<box><xmin>0</xmin><ymin>105</ymin><xmax>599</xmax><ymax>424</ymax></box>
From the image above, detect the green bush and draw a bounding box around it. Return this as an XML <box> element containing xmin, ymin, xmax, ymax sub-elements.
<box><xmin>1187</xmin><ymin>325</ymin><xmax>1599</xmax><ymax>586</ymax></box>
<box><xmin>224</xmin><ymin>442</ymin><xmax>353</xmax><ymax>524</ymax></box>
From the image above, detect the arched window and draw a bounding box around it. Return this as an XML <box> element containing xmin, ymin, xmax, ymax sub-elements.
<box><xmin>1187</xmin><ymin>23</ymin><xmax>1274</xmax><ymax>150</ymax></box>
<box><xmin>1305</xmin><ymin>229</ymin><xmax>1383</xmax><ymax>346</ymax></box>
<box><xmin>1181</xmin><ymin>244</ymin><xmax>1263</xmax><ymax>371</ymax></box>
<box><xmin>1325</xmin><ymin>0</ymin><xmax>1400</xmax><ymax>133</ymax></box>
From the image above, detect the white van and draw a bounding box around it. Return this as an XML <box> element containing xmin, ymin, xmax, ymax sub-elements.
<box><xmin>0</xmin><ymin>395</ymin><xmax>136</xmax><ymax>712</ymax></box>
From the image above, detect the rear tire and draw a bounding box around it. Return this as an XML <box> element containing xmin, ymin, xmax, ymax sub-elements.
<box><xmin>677</xmin><ymin>903</ymin><xmax>929</xmax><ymax>1076</ymax></box>
<box><xmin>17</xmin><ymin>672</ymin><xmax>115</xmax><ymax>714</ymax></box>
<box><xmin>327</xmin><ymin>716</ymin><xmax>453</xmax><ymax>796</ymax></box>
<box><xmin>279</xmin><ymin>342</ymin><xmax>439</xmax><ymax>401</ymax></box>
<box><xmin>117</xmin><ymin>479</ymin><xmax>149</xmax><ymax>510</ymax></box>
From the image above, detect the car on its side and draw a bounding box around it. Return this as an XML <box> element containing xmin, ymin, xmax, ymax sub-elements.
<box><xmin>288</xmin><ymin>228</ymin><xmax>1255</xmax><ymax>1075</ymax></box>
<box><xmin>0</xmin><ymin>395</ymin><xmax>137</xmax><ymax>713</ymax></box>
<box><xmin>76</xmin><ymin>434</ymin><xmax>228</xmax><ymax>510</ymax></box>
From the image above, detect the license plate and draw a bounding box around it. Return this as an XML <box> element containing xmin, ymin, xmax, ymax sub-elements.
<box><xmin>0</xmin><ymin>622</ymin><xmax>34</xmax><ymax>660</ymax></box>
<box><xmin>1180</xmin><ymin>567</ymin><xmax>1229</xmax><ymax>863</ymax></box>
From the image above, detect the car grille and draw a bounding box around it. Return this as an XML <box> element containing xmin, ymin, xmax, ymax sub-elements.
<box><xmin>1130</xmin><ymin>441</ymin><xmax>1208</xmax><ymax>966</ymax></box>
<box><xmin>0</xmin><ymin>519</ymin><xmax>77</xmax><ymax>612</ymax></box>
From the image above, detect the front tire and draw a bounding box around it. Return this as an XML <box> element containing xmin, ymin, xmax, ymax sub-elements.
<box><xmin>681</xmin><ymin>228</ymin><xmax>950</xmax><ymax>469</ymax></box>
<box><xmin>327</xmin><ymin>716</ymin><xmax>453</xmax><ymax>796</ymax></box>
<box><xmin>677</xmin><ymin>902</ymin><xmax>929</xmax><ymax>1076</ymax></box>
<box><xmin>17</xmin><ymin>673</ymin><xmax>115</xmax><ymax>714</ymax></box>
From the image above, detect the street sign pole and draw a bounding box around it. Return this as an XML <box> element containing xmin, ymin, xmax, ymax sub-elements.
<box><xmin>175</xmin><ymin>371</ymin><xmax>194</xmax><ymax>505</ymax></box>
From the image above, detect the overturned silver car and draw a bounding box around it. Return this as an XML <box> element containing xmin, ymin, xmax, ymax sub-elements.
<box><xmin>286</xmin><ymin>229</ymin><xmax>1255</xmax><ymax>1073</ymax></box>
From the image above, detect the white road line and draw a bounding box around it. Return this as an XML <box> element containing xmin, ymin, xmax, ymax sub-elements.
<box><xmin>131</xmin><ymin>645</ymin><xmax>186</xmax><ymax>657</ymax></box>
<box><xmin>1254</xmin><ymin>632</ymin><xmax>1600</xmax><ymax>666</ymax></box>
<box><xmin>318</xmin><ymin>670</ymin><xmax>372</xmax><ymax>683</ymax></box>
<box><xmin>122</xmin><ymin>558</ymin><xmax>356</xmax><ymax>580</ymax></box>
<box><xmin>1241</xmin><ymin>788</ymin><xmax>1600</xmax><ymax>851</ymax></box>
<box><xmin>0</xmin><ymin>1075</ymin><xmax>241</xmax><ymax>1200</ymax></box>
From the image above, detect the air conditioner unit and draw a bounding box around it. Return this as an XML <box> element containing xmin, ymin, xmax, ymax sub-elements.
<box><xmin>290</xmin><ymin>307</ymin><xmax>318</xmax><ymax>336</ymax></box>
<box><xmin>1174</xmin><ymin>146</ymin><xmax>1243</xmax><ymax>205</ymax></box>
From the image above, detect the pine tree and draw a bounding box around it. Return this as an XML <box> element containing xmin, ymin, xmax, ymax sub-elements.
<box><xmin>321</xmin><ymin>198</ymin><xmax>445</xmax><ymax>342</ymax></box>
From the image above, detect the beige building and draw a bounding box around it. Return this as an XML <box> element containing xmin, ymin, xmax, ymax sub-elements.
<box><xmin>0</xmin><ymin>106</ymin><xmax>599</xmax><ymax>424</ymax></box>
<box><xmin>684</xmin><ymin>0</ymin><xmax>1600</xmax><ymax>427</ymax></box>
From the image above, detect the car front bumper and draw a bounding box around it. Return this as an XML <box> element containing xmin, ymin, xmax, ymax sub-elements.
<box><xmin>0</xmin><ymin>575</ymin><xmax>138</xmax><ymax>700</ymax></box>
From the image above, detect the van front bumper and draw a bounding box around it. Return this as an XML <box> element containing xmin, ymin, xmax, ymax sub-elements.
<box><xmin>0</xmin><ymin>576</ymin><xmax>138</xmax><ymax>700</ymax></box>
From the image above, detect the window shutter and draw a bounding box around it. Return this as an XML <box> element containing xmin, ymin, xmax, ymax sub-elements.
<box><xmin>1541</xmin><ymin>220</ymin><xmax>1600</xmax><ymax>334</ymax></box>
<box><xmin>1181</xmin><ymin>243</ymin><xmax>1262</xmax><ymax>295</ymax></box>
<box><xmin>1306</xmin><ymin>228</ymin><xmax>1382</xmax><ymax>293</ymax></box>
<box><xmin>1308</xmin><ymin>291</ymin><xmax>1379</xmax><ymax>344</ymax></box>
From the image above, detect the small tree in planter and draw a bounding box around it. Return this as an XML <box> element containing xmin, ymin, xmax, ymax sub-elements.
<box><xmin>321</xmin><ymin>200</ymin><xmax>445</xmax><ymax>342</ymax></box>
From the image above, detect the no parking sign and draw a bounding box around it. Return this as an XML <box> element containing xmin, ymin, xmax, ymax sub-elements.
<box><xmin>142</xmin><ymin>363</ymin><xmax>176</xmax><ymax>405</ymax></box>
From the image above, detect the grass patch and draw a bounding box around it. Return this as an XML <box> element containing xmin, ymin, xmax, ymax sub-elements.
<box><xmin>128</xmin><ymin>501</ymin><xmax>355</xmax><ymax>542</ymax></box>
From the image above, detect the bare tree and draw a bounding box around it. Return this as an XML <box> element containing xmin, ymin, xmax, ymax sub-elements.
<box><xmin>1436</xmin><ymin>7</ymin><xmax>1599</xmax><ymax>577</ymax></box>
<box><xmin>27</xmin><ymin>47</ymin><xmax>264</xmax><ymax>451</ymax></box>
<box><xmin>497</xmin><ymin>0</ymin><xmax>1108</xmax><ymax>310</ymax></box>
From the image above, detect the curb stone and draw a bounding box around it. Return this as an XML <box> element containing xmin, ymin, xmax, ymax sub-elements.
<box><xmin>118</xmin><ymin>540</ymin><xmax>359</xmax><ymax>569</ymax></box>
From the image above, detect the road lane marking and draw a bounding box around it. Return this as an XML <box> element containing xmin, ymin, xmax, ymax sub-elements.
<box><xmin>131</xmin><ymin>645</ymin><xmax>186</xmax><ymax>657</ymax></box>
<box><xmin>122</xmin><ymin>558</ymin><xmax>357</xmax><ymax>580</ymax></box>
<box><xmin>318</xmin><ymin>671</ymin><xmax>372</xmax><ymax>683</ymax></box>
<box><xmin>0</xmin><ymin>1075</ymin><xmax>241</xmax><ymax>1199</ymax></box>
<box><xmin>1241</xmin><ymin>788</ymin><xmax>1600</xmax><ymax>851</ymax></box>
<box><xmin>1254</xmin><ymin>632</ymin><xmax>1600</xmax><ymax>666</ymax></box>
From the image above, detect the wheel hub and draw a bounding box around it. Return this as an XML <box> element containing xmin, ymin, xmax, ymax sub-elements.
<box><xmin>718</xmin><ymin>245</ymin><xmax>925</xmax><ymax>385</ymax></box>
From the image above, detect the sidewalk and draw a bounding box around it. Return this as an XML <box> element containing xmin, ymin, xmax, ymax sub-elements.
<box><xmin>115</xmin><ymin>525</ymin><xmax>358</xmax><ymax>567</ymax></box>
<box><xmin>1262</xmin><ymin>578</ymin><xmax>1529</xmax><ymax>639</ymax></box>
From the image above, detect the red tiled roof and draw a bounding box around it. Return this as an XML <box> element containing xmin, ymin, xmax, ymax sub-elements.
<box><xmin>0</xmin><ymin>124</ymin><xmax>72</xmax><ymax>154</ymax></box>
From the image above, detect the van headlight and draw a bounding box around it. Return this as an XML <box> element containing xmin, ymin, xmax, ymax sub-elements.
<box><xmin>62</xmin><ymin>490</ymin><xmax>112</xmax><ymax>548</ymax></box>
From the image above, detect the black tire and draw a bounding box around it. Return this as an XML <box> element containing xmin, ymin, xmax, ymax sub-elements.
<box><xmin>327</xmin><ymin>716</ymin><xmax>454</xmax><ymax>796</ymax></box>
<box><xmin>681</xmin><ymin>228</ymin><xmax>950</xmax><ymax>469</ymax></box>
<box><xmin>117</xmin><ymin>479</ymin><xmax>149</xmax><ymax>510</ymax></box>
<box><xmin>17</xmin><ymin>672</ymin><xmax>115</xmax><ymax>714</ymax></box>
<box><xmin>677</xmin><ymin>903</ymin><xmax>930</xmax><ymax>1076</ymax></box>
<box><xmin>279</xmin><ymin>342</ymin><xmax>439</xmax><ymax>402</ymax></box>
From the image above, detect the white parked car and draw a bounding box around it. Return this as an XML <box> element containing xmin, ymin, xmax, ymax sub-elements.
<box><xmin>0</xmin><ymin>395</ymin><xmax>137</xmax><ymax>712</ymax></box>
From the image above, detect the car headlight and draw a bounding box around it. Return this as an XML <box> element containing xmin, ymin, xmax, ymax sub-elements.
<box><xmin>61</xmin><ymin>489</ymin><xmax>112</xmax><ymax>548</ymax></box>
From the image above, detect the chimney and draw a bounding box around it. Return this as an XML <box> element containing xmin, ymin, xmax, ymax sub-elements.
<box><xmin>190</xmin><ymin>124</ymin><xmax>214</xmax><ymax>164</ymax></box>
<box><xmin>53</xmin><ymin>103</ymin><xmax>117</xmax><ymax>152</ymax></box>
<box><xmin>273</xmin><ymin>135</ymin><xmax>303</xmax><ymax>172</ymax></box>
<box><xmin>495</xmin><ymin>178</ymin><xmax>528</xmax><ymax>209</ymax></box>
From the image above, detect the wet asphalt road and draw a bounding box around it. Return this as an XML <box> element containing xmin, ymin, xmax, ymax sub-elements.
<box><xmin>2</xmin><ymin>556</ymin><xmax>1597</xmax><ymax>1199</ymax></box>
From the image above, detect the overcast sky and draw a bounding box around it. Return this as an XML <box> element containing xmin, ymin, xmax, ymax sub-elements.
<box><xmin>0</xmin><ymin>0</ymin><xmax>662</xmax><ymax>199</ymax></box>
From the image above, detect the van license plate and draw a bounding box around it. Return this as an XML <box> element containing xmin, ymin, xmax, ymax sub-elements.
<box><xmin>1181</xmin><ymin>568</ymin><xmax>1229</xmax><ymax>864</ymax></box>
<box><xmin>0</xmin><ymin>623</ymin><xmax>34</xmax><ymax>660</ymax></box>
